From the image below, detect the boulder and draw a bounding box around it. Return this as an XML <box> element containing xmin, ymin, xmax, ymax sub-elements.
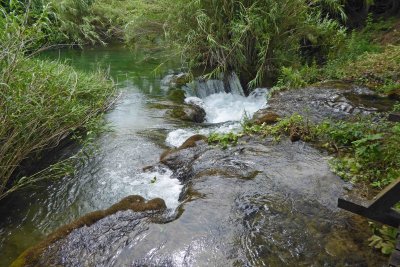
<box><xmin>252</xmin><ymin>109</ymin><xmax>280</xmax><ymax>125</ymax></box>
<box><xmin>168</xmin><ymin>104</ymin><xmax>206</xmax><ymax>123</ymax></box>
<box><xmin>167</xmin><ymin>89</ymin><xmax>186</xmax><ymax>103</ymax></box>
<box><xmin>161</xmin><ymin>73</ymin><xmax>190</xmax><ymax>88</ymax></box>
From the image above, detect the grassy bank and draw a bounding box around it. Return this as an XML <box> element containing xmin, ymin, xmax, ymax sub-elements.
<box><xmin>274</xmin><ymin>18</ymin><xmax>400</xmax><ymax>96</ymax></box>
<box><xmin>0</xmin><ymin>2</ymin><xmax>115</xmax><ymax>199</ymax></box>
<box><xmin>0</xmin><ymin>57</ymin><xmax>115</xmax><ymax>199</ymax></box>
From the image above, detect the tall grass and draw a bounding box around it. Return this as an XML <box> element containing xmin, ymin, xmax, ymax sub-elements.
<box><xmin>0</xmin><ymin>1</ymin><xmax>115</xmax><ymax>199</ymax></box>
<box><xmin>151</xmin><ymin>0</ymin><xmax>347</xmax><ymax>88</ymax></box>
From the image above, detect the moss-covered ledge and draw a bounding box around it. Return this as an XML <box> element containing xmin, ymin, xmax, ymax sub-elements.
<box><xmin>11</xmin><ymin>195</ymin><xmax>166</xmax><ymax>267</ymax></box>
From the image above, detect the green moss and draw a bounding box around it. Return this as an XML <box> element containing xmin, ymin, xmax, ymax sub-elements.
<box><xmin>169</xmin><ymin>107</ymin><xmax>187</xmax><ymax>119</ymax></box>
<box><xmin>208</xmin><ymin>132</ymin><xmax>241</xmax><ymax>149</ymax></box>
<box><xmin>167</xmin><ymin>89</ymin><xmax>186</xmax><ymax>103</ymax></box>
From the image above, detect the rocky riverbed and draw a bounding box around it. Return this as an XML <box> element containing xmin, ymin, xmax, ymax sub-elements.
<box><xmin>13</xmin><ymin>82</ymin><xmax>392</xmax><ymax>267</ymax></box>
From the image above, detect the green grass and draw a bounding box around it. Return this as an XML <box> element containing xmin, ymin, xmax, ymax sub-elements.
<box><xmin>273</xmin><ymin>18</ymin><xmax>400</xmax><ymax>94</ymax></box>
<box><xmin>0</xmin><ymin>57</ymin><xmax>115</xmax><ymax>199</ymax></box>
<box><xmin>242</xmin><ymin>113</ymin><xmax>400</xmax><ymax>188</ymax></box>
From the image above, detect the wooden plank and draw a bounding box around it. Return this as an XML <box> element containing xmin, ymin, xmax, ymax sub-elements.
<box><xmin>369</xmin><ymin>178</ymin><xmax>400</xmax><ymax>210</ymax></box>
<box><xmin>338</xmin><ymin>178</ymin><xmax>400</xmax><ymax>227</ymax></box>
<box><xmin>389</xmin><ymin>113</ymin><xmax>400</xmax><ymax>122</ymax></box>
<box><xmin>389</xmin><ymin>226</ymin><xmax>400</xmax><ymax>267</ymax></box>
<box><xmin>338</xmin><ymin>199</ymin><xmax>400</xmax><ymax>227</ymax></box>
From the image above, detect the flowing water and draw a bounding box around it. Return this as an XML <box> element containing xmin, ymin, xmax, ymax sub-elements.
<box><xmin>0</xmin><ymin>46</ymin><xmax>383</xmax><ymax>267</ymax></box>
<box><xmin>0</xmin><ymin>46</ymin><xmax>268</xmax><ymax>266</ymax></box>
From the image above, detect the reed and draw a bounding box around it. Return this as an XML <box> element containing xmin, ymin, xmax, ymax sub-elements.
<box><xmin>0</xmin><ymin>1</ymin><xmax>115</xmax><ymax>199</ymax></box>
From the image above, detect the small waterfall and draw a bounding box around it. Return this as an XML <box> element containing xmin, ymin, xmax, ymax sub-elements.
<box><xmin>183</xmin><ymin>72</ymin><xmax>245</xmax><ymax>98</ymax></box>
<box><xmin>225</xmin><ymin>72</ymin><xmax>245</xmax><ymax>96</ymax></box>
<box><xmin>167</xmin><ymin>71</ymin><xmax>268</xmax><ymax>148</ymax></box>
<box><xmin>194</xmin><ymin>79</ymin><xmax>225</xmax><ymax>98</ymax></box>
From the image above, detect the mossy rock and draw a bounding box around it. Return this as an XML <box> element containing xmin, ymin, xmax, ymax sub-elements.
<box><xmin>11</xmin><ymin>195</ymin><xmax>166</xmax><ymax>267</ymax></box>
<box><xmin>167</xmin><ymin>104</ymin><xmax>206</xmax><ymax>123</ymax></box>
<box><xmin>167</xmin><ymin>89</ymin><xmax>186</xmax><ymax>103</ymax></box>
<box><xmin>160</xmin><ymin>134</ymin><xmax>207</xmax><ymax>162</ymax></box>
<box><xmin>252</xmin><ymin>110</ymin><xmax>280</xmax><ymax>125</ymax></box>
<box><xmin>174</xmin><ymin>73</ymin><xmax>191</xmax><ymax>86</ymax></box>
<box><xmin>161</xmin><ymin>73</ymin><xmax>190</xmax><ymax>88</ymax></box>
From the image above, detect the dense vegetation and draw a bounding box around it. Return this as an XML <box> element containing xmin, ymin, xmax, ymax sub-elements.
<box><xmin>0</xmin><ymin>0</ymin><xmax>399</xmax><ymax>257</ymax></box>
<box><xmin>0</xmin><ymin>1</ymin><xmax>115</xmax><ymax>199</ymax></box>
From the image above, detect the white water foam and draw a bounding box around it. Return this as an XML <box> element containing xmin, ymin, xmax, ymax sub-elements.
<box><xmin>166</xmin><ymin>123</ymin><xmax>242</xmax><ymax>148</ymax></box>
<box><xmin>165</xmin><ymin>88</ymin><xmax>268</xmax><ymax>147</ymax></box>
<box><xmin>202</xmin><ymin>91</ymin><xmax>266</xmax><ymax>123</ymax></box>
<box><xmin>114</xmin><ymin>167</ymin><xmax>182</xmax><ymax>209</ymax></box>
<box><xmin>167</xmin><ymin>88</ymin><xmax>268</xmax><ymax>148</ymax></box>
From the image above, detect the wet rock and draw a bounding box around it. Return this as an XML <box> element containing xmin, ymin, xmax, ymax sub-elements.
<box><xmin>167</xmin><ymin>89</ymin><xmax>186</xmax><ymax>103</ymax></box>
<box><xmin>168</xmin><ymin>104</ymin><xmax>206</xmax><ymax>123</ymax></box>
<box><xmin>179</xmin><ymin>134</ymin><xmax>208</xmax><ymax>149</ymax></box>
<box><xmin>251</xmin><ymin>110</ymin><xmax>280</xmax><ymax>125</ymax></box>
<box><xmin>266</xmin><ymin>82</ymin><xmax>395</xmax><ymax>123</ymax></box>
<box><xmin>161</xmin><ymin>73</ymin><xmax>190</xmax><ymax>88</ymax></box>
<box><xmin>21</xmin><ymin>83</ymin><xmax>391</xmax><ymax>267</ymax></box>
<box><xmin>184</xmin><ymin>96</ymin><xmax>205</xmax><ymax>109</ymax></box>
<box><xmin>388</xmin><ymin>89</ymin><xmax>400</xmax><ymax>100</ymax></box>
<box><xmin>148</xmin><ymin>99</ymin><xmax>205</xmax><ymax>123</ymax></box>
<box><xmin>11</xmin><ymin>196</ymin><xmax>166</xmax><ymax>267</ymax></box>
<box><xmin>28</xmin><ymin>139</ymin><xmax>386</xmax><ymax>266</ymax></box>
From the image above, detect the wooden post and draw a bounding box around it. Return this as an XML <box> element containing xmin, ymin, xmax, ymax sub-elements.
<box><xmin>389</xmin><ymin>226</ymin><xmax>400</xmax><ymax>267</ymax></box>
<box><xmin>338</xmin><ymin>178</ymin><xmax>400</xmax><ymax>227</ymax></box>
<box><xmin>338</xmin><ymin>178</ymin><xmax>400</xmax><ymax>266</ymax></box>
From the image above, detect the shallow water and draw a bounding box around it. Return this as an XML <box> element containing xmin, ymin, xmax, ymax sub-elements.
<box><xmin>0</xmin><ymin>46</ymin><xmax>184</xmax><ymax>266</ymax></box>
<box><xmin>0</xmin><ymin>46</ymin><xmax>384</xmax><ymax>267</ymax></box>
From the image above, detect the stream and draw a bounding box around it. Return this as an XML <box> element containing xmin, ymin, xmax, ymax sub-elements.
<box><xmin>0</xmin><ymin>46</ymin><xmax>269</xmax><ymax>266</ymax></box>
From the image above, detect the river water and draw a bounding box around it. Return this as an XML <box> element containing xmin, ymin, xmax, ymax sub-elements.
<box><xmin>0</xmin><ymin>46</ymin><xmax>267</xmax><ymax>266</ymax></box>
